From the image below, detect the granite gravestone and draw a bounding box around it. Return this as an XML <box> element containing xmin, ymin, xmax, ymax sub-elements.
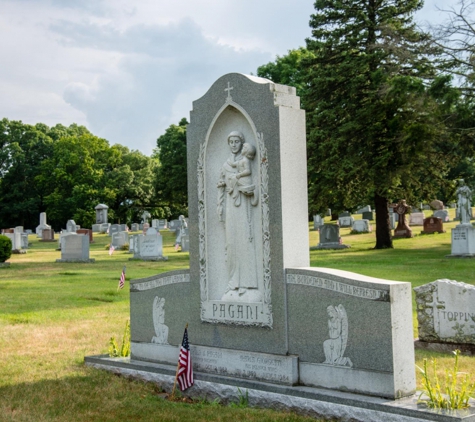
<box><xmin>158</xmin><ymin>219</ymin><xmax>168</xmax><ymax>229</ymax></box>
<box><xmin>40</xmin><ymin>228</ymin><xmax>55</xmax><ymax>242</ymax></box>
<box><xmin>361</xmin><ymin>211</ymin><xmax>374</xmax><ymax>221</ymax></box>
<box><xmin>352</xmin><ymin>219</ymin><xmax>371</xmax><ymax>233</ymax></box>
<box><xmin>449</xmin><ymin>180</ymin><xmax>475</xmax><ymax>257</ymax></box>
<box><xmin>313</xmin><ymin>224</ymin><xmax>350</xmax><ymax>249</ymax></box>
<box><xmin>133</xmin><ymin>230</ymin><xmax>166</xmax><ymax>261</ymax></box>
<box><xmin>409</xmin><ymin>212</ymin><xmax>424</xmax><ymax>226</ymax></box>
<box><xmin>415</xmin><ymin>279</ymin><xmax>475</xmax><ymax>345</ymax></box>
<box><xmin>123</xmin><ymin>73</ymin><xmax>415</xmax><ymax>399</ymax></box>
<box><xmin>313</xmin><ymin>215</ymin><xmax>324</xmax><ymax>230</ymax></box>
<box><xmin>35</xmin><ymin>212</ymin><xmax>51</xmax><ymax>238</ymax></box>
<box><xmin>131</xmin><ymin>223</ymin><xmax>140</xmax><ymax>232</ymax></box>
<box><xmin>66</xmin><ymin>220</ymin><xmax>77</xmax><ymax>233</ymax></box>
<box><xmin>338</xmin><ymin>215</ymin><xmax>354</xmax><ymax>228</ymax></box>
<box><xmin>421</xmin><ymin>217</ymin><xmax>445</xmax><ymax>234</ymax></box>
<box><xmin>112</xmin><ymin>231</ymin><xmax>128</xmax><ymax>249</ymax></box>
<box><xmin>56</xmin><ymin>234</ymin><xmax>94</xmax><ymax>263</ymax></box>
<box><xmin>95</xmin><ymin>203</ymin><xmax>109</xmax><ymax>224</ymax></box>
<box><xmin>356</xmin><ymin>205</ymin><xmax>371</xmax><ymax>214</ymax></box>
<box><xmin>391</xmin><ymin>200</ymin><xmax>413</xmax><ymax>238</ymax></box>
<box><xmin>434</xmin><ymin>209</ymin><xmax>450</xmax><ymax>222</ymax></box>
<box><xmin>109</xmin><ymin>224</ymin><xmax>121</xmax><ymax>238</ymax></box>
<box><xmin>77</xmin><ymin>228</ymin><xmax>93</xmax><ymax>243</ymax></box>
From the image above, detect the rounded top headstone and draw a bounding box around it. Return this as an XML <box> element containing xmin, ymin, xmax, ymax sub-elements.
<box><xmin>95</xmin><ymin>204</ymin><xmax>109</xmax><ymax>210</ymax></box>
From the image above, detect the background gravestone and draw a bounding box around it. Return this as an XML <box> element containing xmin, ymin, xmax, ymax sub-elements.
<box><xmin>56</xmin><ymin>235</ymin><xmax>94</xmax><ymax>262</ymax></box>
<box><xmin>95</xmin><ymin>203</ymin><xmax>109</xmax><ymax>224</ymax></box>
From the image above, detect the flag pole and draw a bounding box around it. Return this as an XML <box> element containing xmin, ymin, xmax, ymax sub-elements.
<box><xmin>171</xmin><ymin>323</ymin><xmax>188</xmax><ymax>398</ymax></box>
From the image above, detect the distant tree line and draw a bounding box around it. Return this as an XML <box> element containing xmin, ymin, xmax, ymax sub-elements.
<box><xmin>0</xmin><ymin>119</ymin><xmax>185</xmax><ymax>231</ymax></box>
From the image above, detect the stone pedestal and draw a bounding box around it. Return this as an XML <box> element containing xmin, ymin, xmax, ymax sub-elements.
<box><xmin>448</xmin><ymin>224</ymin><xmax>475</xmax><ymax>257</ymax></box>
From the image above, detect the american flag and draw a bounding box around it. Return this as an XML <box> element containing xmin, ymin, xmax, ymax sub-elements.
<box><xmin>109</xmin><ymin>245</ymin><xmax>115</xmax><ymax>255</ymax></box>
<box><xmin>118</xmin><ymin>266</ymin><xmax>126</xmax><ymax>290</ymax></box>
<box><xmin>176</xmin><ymin>327</ymin><xmax>193</xmax><ymax>391</ymax></box>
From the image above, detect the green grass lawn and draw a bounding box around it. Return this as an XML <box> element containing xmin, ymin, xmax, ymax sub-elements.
<box><xmin>1</xmin><ymin>214</ymin><xmax>475</xmax><ymax>421</ymax></box>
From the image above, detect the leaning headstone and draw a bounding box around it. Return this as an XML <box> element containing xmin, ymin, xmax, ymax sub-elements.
<box><xmin>361</xmin><ymin>211</ymin><xmax>374</xmax><ymax>221</ymax></box>
<box><xmin>351</xmin><ymin>219</ymin><xmax>372</xmax><ymax>233</ymax></box>
<box><xmin>421</xmin><ymin>217</ymin><xmax>445</xmax><ymax>234</ymax></box>
<box><xmin>391</xmin><ymin>200</ymin><xmax>413</xmax><ymax>238</ymax></box>
<box><xmin>433</xmin><ymin>209</ymin><xmax>449</xmax><ymax>222</ymax></box>
<box><xmin>448</xmin><ymin>180</ymin><xmax>475</xmax><ymax>257</ymax></box>
<box><xmin>56</xmin><ymin>234</ymin><xmax>94</xmax><ymax>263</ymax></box>
<box><xmin>95</xmin><ymin>204</ymin><xmax>109</xmax><ymax>224</ymax></box>
<box><xmin>313</xmin><ymin>215</ymin><xmax>324</xmax><ymax>230</ymax></box>
<box><xmin>35</xmin><ymin>212</ymin><xmax>51</xmax><ymax>238</ymax></box>
<box><xmin>338</xmin><ymin>215</ymin><xmax>354</xmax><ymax>228</ymax></box>
<box><xmin>101</xmin><ymin>73</ymin><xmax>416</xmax><ymax>403</ymax></box>
<box><xmin>415</xmin><ymin>279</ymin><xmax>475</xmax><ymax>345</ymax></box>
<box><xmin>409</xmin><ymin>212</ymin><xmax>424</xmax><ymax>226</ymax></box>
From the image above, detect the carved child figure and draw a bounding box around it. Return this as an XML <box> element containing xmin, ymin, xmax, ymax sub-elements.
<box><xmin>227</xmin><ymin>142</ymin><xmax>258</xmax><ymax>206</ymax></box>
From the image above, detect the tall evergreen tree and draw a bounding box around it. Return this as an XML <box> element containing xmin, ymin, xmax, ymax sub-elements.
<box><xmin>305</xmin><ymin>0</ymin><xmax>450</xmax><ymax>248</ymax></box>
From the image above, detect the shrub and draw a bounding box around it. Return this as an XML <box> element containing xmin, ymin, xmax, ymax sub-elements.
<box><xmin>0</xmin><ymin>235</ymin><xmax>12</xmax><ymax>262</ymax></box>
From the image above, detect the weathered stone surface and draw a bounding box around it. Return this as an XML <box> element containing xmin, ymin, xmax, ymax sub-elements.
<box><xmin>415</xmin><ymin>279</ymin><xmax>475</xmax><ymax>344</ymax></box>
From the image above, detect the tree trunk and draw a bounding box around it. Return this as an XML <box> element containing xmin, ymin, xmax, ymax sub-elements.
<box><xmin>374</xmin><ymin>193</ymin><xmax>393</xmax><ymax>249</ymax></box>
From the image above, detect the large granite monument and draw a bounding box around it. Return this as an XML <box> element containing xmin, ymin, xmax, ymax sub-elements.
<box><xmin>87</xmin><ymin>74</ymin><xmax>417</xmax><ymax>415</ymax></box>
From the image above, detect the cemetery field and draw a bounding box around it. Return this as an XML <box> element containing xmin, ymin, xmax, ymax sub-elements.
<box><xmin>0</xmin><ymin>231</ymin><xmax>315</xmax><ymax>422</ymax></box>
<box><xmin>2</xmin><ymin>218</ymin><xmax>475</xmax><ymax>421</ymax></box>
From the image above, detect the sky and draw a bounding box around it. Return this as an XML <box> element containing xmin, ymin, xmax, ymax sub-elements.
<box><xmin>0</xmin><ymin>0</ymin><xmax>464</xmax><ymax>155</ymax></box>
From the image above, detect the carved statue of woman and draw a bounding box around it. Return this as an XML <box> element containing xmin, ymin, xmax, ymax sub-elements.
<box><xmin>323</xmin><ymin>305</ymin><xmax>352</xmax><ymax>367</ymax></box>
<box><xmin>217</xmin><ymin>131</ymin><xmax>260</xmax><ymax>301</ymax></box>
<box><xmin>456</xmin><ymin>179</ymin><xmax>472</xmax><ymax>225</ymax></box>
<box><xmin>151</xmin><ymin>296</ymin><xmax>169</xmax><ymax>344</ymax></box>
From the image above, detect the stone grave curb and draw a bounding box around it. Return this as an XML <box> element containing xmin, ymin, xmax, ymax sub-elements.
<box><xmin>85</xmin><ymin>354</ymin><xmax>475</xmax><ymax>422</ymax></box>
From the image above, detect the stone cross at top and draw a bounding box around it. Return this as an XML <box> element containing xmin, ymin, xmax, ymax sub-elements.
<box><xmin>225</xmin><ymin>82</ymin><xmax>233</xmax><ymax>101</ymax></box>
<box><xmin>391</xmin><ymin>199</ymin><xmax>413</xmax><ymax>238</ymax></box>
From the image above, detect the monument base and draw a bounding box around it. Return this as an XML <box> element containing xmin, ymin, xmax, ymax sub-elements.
<box><xmin>311</xmin><ymin>243</ymin><xmax>350</xmax><ymax>250</ymax></box>
<box><xmin>55</xmin><ymin>259</ymin><xmax>95</xmax><ymax>263</ymax></box>
<box><xmin>85</xmin><ymin>355</ymin><xmax>475</xmax><ymax>422</ymax></box>
<box><xmin>414</xmin><ymin>339</ymin><xmax>475</xmax><ymax>356</ymax></box>
<box><xmin>450</xmin><ymin>225</ymin><xmax>475</xmax><ymax>256</ymax></box>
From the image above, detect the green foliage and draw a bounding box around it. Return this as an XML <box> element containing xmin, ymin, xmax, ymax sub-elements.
<box><xmin>303</xmin><ymin>0</ymin><xmax>453</xmax><ymax>248</ymax></box>
<box><xmin>153</xmin><ymin>118</ymin><xmax>188</xmax><ymax>218</ymax></box>
<box><xmin>108</xmin><ymin>320</ymin><xmax>131</xmax><ymax>358</ymax></box>
<box><xmin>0</xmin><ymin>235</ymin><xmax>12</xmax><ymax>262</ymax></box>
<box><xmin>229</xmin><ymin>388</ymin><xmax>249</xmax><ymax>408</ymax></box>
<box><xmin>417</xmin><ymin>350</ymin><xmax>475</xmax><ymax>409</ymax></box>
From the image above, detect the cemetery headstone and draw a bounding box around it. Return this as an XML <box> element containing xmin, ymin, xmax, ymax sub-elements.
<box><xmin>391</xmin><ymin>200</ymin><xmax>413</xmax><ymax>238</ymax></box>
<box><xmin>100</xmin><ymin>223</ymin><xmax>110</xmax><ymax>234</ymax></box>
<box><xmin>77</xmin><ymin>228</ymin><xmax>93</xmax><ymax>243</ymax></box>
<box><xmin>415</xmin><ymin>279</ymin><xmax>475</xmax><ymax>345</ymax></box>
<box><xmin>421</xmin><ymin>217</ymin><xmax>445</xmax><ymax>234</ymax></box>
<box><xmin>361</xmin><ymin>211</ymin><xmax>374</xmax><ymax>221</ymax></box>
<box><xmin>40</xmin><ymin>228</ymin><xmax>55</xmax><ymax>242</ymax></box>
<box><xmin>131</xmin><ymin>223</ymin><xmax>140</xmax><ymax>232</ymax></box>
<box><xmin>158</xmin><ymin>219</ymin><xmax>168</xmax><ymax>229</ymax></box>
<box><xmin>95</xmin><ymin>203</ymin><xmax>109</xmax><ymax>224</ymax></box>
<box><xmin>4</xmin><ymin>232</ymin><xmax>22</xmax><ymax>252</ymax></box>
<box><xmin>174</xmin><ymin>215</ymin><xmax>188</xmax><ymax>250</ymax></box>
<box><xmin>151</xmin><ymin>219</ymin><xmax>159</xmax><ymax>229</ymax></box>
<box><xmin>338</xmin><ymin>216</ymin><xmax>354</xmax><ymax>228</ymax></box>
<box><xmin>356</xmin><ymin>205</ymin><xmax>371</xmax><ymax>214</ymax></box>
<box><xmin>35</xmin><ymin>212</ymin><xmax>51</xmax><ymax>238</ymax></box>
<box><xmin>352</xmin><ymin>219</ymin><xmax>372</xmax><ymax>233</ymax></box>
<box><xmin>56</xmin><ymin>234</ymin><xmax>94</xmax><ymax>263</ymax></box>
<box><xmin>66</xmin><ymin>220</ymin><xmax>77</xmax><ymax>233</ymax></box>
<box><xmin>430</xmin><ymin>199</ymin><xmax>444</xmax><ymax>210</ymax></box>
<box><xmin>313</xmin><ymin>225</ymin><xmax>350</xmax><ymax>250</ymax></box>
<box><xmin>104</xmin><ymin>73</ymin><xmax>415</xmax><ymax>401</ymax></box>
<box><xmin>92</xmin><ymin>224</ymin><xmax>101</xmax><ymax>233</ymax></box>
<box><xmin>112</xmin><ymin>231</ymin><xmax>129</xmax><ymax>249</ymax></box>
<box><xmin>132</xmin><ymin>231</ymin><xmax>166</xmax><ymax>261</ymax></box>
<box><xmin>449</xmin><ymin>179</ymin><xmax>475</xmax><ymax>257</ymax></box>
<box><xmin>109</xmin><ymin>224</ymin><xmax>121</xmax><ymax>237</ymax></box>
<box><xmin>21</xmin><ymin>233</ymin><xmax>28</xmax><ymax>249</ymax></box>
<box><xmin>409</xmin><ymin>212</ymin><xmax>424</xmax><ymax>226</ymax></box>
<box><xmin>433</xmin><ymin>209</ymin><xmax>449</xmax><ymax>222</ymax></box>
<box><xmin>313</xmin><ymin>215</ymin><xmax>324</xmax><ymax>230</ymax></box>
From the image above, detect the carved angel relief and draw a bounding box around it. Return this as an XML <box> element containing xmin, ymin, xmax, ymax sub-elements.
<box><xmin>151</xmin><ymin>296</ymin><xmax>169</xmax><ymax>344</ymax></box>
<box><xmin>323</xmin><ymin>304</ymin><xmax>353</xmax><ymax>367</ymax></box>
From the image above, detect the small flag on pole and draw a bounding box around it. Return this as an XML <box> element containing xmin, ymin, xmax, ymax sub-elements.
<box><xmin>109</xmin><ymin>244</ymin><xmax>115</xmax><ymax>256</ymax></box>
<box><xmin>118</xmin><ymin>266</ymin><xmax>126</xmax><ymax>290</ymax></box>
<box><xmin>176</xmin><ymin>325</ymin><xmax>193</xmax><ymax>391</ymax></box>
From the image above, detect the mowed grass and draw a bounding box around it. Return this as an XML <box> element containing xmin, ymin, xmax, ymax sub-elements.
<box><xmin>1</xmin><ymin>211</ymin><xmax>475</xmax><ymax>421</ymax></box>
<box><xmin>0</xmin><ymin>230</ymin><xmax>315</xmax><ymax>422</ymax></box>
